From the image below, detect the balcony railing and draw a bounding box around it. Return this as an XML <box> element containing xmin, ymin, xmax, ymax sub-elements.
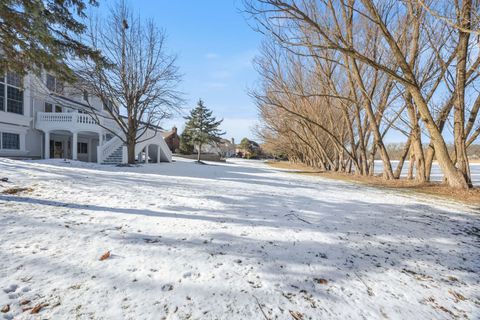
<box><xmin>36</xmin><ymin>111</ymin><xmax>100</xmax><ymax>131</ymax></box>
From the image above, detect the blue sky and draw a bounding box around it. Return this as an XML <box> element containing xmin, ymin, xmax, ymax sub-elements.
<box><xmin>106</xmin><ymin>0</ymin><xmax>262</xmax><ymax>142</ymax></box>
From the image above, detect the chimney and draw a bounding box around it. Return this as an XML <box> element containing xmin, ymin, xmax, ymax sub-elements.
<box><xmin>172</xmin><ymin>126</ymin><xmax>177</xmax><ymax>134</ymax></box>
<box><xmin>231</xmin><ymin>138</ymin><xmax>235</xmax><ymax>146</ymax></box>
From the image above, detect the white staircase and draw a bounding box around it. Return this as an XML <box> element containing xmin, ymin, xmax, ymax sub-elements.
<box><xmin>98</xmin><ymin>134</ymin><xmax>125</xmax><ymax>165</ymax></box>
<box><xmin>102</xmin><ymin>144</ymin><xmax>124</xmax><ymax>164</ymax></box>
<box><xmin>98</xmin><ymin>128</ymin><xmax>172</xmax><ymax>165</ymax></box>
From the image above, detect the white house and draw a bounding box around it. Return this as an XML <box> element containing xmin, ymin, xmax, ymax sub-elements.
<box><xmin>0</xmin><ymin>71</ymin><xmax>172</xmax><ymax>164</ymax></box>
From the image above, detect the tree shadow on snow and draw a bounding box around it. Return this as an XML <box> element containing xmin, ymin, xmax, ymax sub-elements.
<box><xmin>1</xmin><ymin>158</ymin><xmax>480</xmax><ymax>315</ymax></box>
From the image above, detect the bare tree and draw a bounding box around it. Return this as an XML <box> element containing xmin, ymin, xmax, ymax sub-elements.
<box><xmin>417</xmin><ymin>0</ymin><xmax>480</xmax><ymax>35</ymax></box>
<box><xmin>245</xmin><ymin>0</ymin><xmax>479</xmax><ymax>189</ymax></box>
<box><xmin>73</xmin><ymin>2</ymin><xmax>183</xmax><ymax>164</ymax></box>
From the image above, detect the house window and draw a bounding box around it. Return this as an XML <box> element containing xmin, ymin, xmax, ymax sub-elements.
<box><xmin>46</xmin><ymin>74</ymin><xmax>64</xmax><ymax>94</ymax></box>
<box><xmin>44</xmin><ymin>103</ymin><xmax>63</xmax><ymax>113</ymax></box>
<box><xmin>45</xmin><ymin>102</ymin><xmax>53</xmax><ymax>112</ymax></box>
<box><xmin>46</xmin><ymin>74</ymin><xmax>55</xmax><ymax>91</ymax></box>
<box><xmin>7</xmin><ymin>86</ymin><xmax>24</xmax><ymax>114</ymax></box>
<box><xmin>77</xmin><ymin>142</ymin><xmax>88</xmax><ymax>154</ymax></box>
<box><xmin>1</xmin><ymin>132</ymin><xmax>20</xmax><ymax>150</ymax></box>
<box><xmin>0</xmin><ymin>72</ymin><xmax>23</xmax><ymax>115</ymax></box>
<box><xmin>7</xmin><ymin>72</ymin><xmax>22</xmax><ymax>87</ymax></box>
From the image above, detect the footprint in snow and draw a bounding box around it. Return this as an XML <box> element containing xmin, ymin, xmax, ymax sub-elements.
<box><xmin>2</xmin><ymin>284</ymin><xmax>17</xmax><ymax>294</ymax></box>
<box><xmin>8</xmin><ymin>293</ymin><xmax>20</xmax><ymax>301</ymax></box>
<box><xmin>161</xmin><ymin>284</ymin><xmax>174</xmax><ymax>292</ymax></box>
<box><xmin>182</xmin><ymin>272</ymin><xmax>200</xmax><ymax>279</ymax></box>
<box><xmin>3</xmin><ymin>314</ymin><xmax>14</xmax><ymax>320</ymax></box>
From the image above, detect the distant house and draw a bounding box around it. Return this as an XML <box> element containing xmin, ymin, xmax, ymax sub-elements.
<box><xmin>195</xmin><ymin>138</ymin><xmax>236</xmax><ymax>158</ymax></box>
<box><xmin>162</xmin><ymin>126</ymin><xmax>180</xmax><ymax>153</ymax></box>
<box><xmin>215</xmin><ymin>138</ymin><xmax>236</xmax><ymax>158</ymax></box>
<box><xmin>236</xmin><ymin>138</ymin><xmax>261</xmax><ymax>159</ymax></box>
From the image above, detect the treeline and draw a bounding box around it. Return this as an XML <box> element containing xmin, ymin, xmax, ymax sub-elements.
<box><xmin>246</xmin><ymin>0</ymin><xmax>480</xmax><ymax>189</ymax></box>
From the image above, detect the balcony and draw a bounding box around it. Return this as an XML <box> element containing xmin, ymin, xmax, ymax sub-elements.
<box><xmin>36</xmin><ymin>111</ymin><xmax>101</xmax><ymax>133</ymax></box>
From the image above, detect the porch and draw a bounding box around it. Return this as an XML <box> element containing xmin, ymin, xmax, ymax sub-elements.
<box><xmin>36</xmin><ymin>111</ymin><xmax>173</xmax><ymax>164</ymax></box>
<box><xmin>45</xmin><ymin>130</ymin><xmax>100</xmax><ymax>162</ymax></box>
<box><xmin>40</xmin><ymin>128</ymin><xmax>171</xmax><ymax>164</ymax></box>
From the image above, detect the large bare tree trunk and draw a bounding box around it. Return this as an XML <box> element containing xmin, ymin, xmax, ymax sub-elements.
<box><xmin>394</xmin><ymin>135</ymin><xmax>411</xmax><ymax>179</ymax></box>
<box><xmin>127</xmin><ymin>133</ymin><xmax>136</xmax><ymax>164</ymax></box>
<box><xmin>453</xmin><ymin>0</ymin><xmax>473</xmax><ymax>186</ymax></box>
<box><xmin>405</xmin><ymin>99</ymin><xmax>426</xmax><ymax>182</ymax></box>
<box><xmin>424</xmin><ymin>102</ymin><xmax>454</xmax><ymax>181</ymax></box>
<box><xmin>407</xmin><ymin>150</ymin><xmax>415</xmax><ymax>180</ymax></box>
<box><xmin>408</xmin><ymin>89</ymin><xmax>468</xmax><ymax>188</ymax></box>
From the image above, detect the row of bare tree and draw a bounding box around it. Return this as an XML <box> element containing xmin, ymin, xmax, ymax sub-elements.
<box><xmin>245</xmin><ymin>0</ymin><xmax>480</xmax><ymax>189</ymax></box>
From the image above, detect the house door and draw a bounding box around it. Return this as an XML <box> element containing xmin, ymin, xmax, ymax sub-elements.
<box><xmin>49</xmin><ymin>140</ymin><xmax>64</xmax><ymax>159</ymax></box>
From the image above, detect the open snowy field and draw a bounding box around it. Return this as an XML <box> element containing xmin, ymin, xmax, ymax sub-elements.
<box><xmin>0</xmin><ymin>158</ymin><xmax>479</xmax><ymax>319</ymax></box>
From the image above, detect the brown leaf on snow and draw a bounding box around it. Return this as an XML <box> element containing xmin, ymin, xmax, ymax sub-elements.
<box><xmin>1</xmin><ymin>305</ymin><xmax>10</xmax><ymax>313</ymax></box>
<box><xmin>31</xmin><ymin>303</ymin><xmax>49</xmax><ymax>314</ymax></box>
<box><xmin>437</xmin><ymin>305</ymin><xmax>455</xmax><ymax>316</ymax></box>
<box><xmin>2</xmin><ymin>187</ymin><xmax>33</xmax><ymax>195</ymax></box>
<box><xmin>289</xmin><ymin>310</ymin><xmax>304</xmax><ymax>320</ymax></box>
<box><xmin>19</xmin><ymin>299</ymin><xmax>30</xmax><ymax>306</ymax></box>
<box><xmin>449</xmin><ymin>290</ymin><xmax>466</xmax><ymax>302</ymax></box>
<box><xmin>99</xmin><ymin>251</ymin><xmax>111</xmax><ymax>261</ymax></box>
<box><xmin>314</xmin><ymin>278</ymin><xmax>328</xmax><ymax>285</ymax></box>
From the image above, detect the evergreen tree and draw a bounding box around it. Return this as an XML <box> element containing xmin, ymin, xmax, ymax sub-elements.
<box><xmin>239</xmin><ymin>138</ymin><xmax>251</xmax><ymax>153</ymax></box>
<box><xmin>0</xmin><ymin>0</ymin><xmax>102</xmax><ymax>80</ymax></box>
<box><xmin>179</xmin><ymin>130</ymin><xmax>194</xmax><ymax>155</ymax></box>
<box><xmin>182</xmin><ymin>99</ymin><xmax>224</xmax><ymax>162</ymax></box>
<box><xmin>239</xmin><ymin>137</ymin><xmax>259</xmax><ymax>159</ymax></box>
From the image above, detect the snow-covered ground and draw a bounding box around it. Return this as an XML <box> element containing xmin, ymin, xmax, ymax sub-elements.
<box><xmin>0</xmin><ymin>158</ymin><xmax>479</xmax><ymax>320</ymax></box>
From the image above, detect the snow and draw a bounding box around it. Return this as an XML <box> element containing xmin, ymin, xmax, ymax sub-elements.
<box><xmin>0</xmin><ymin>157</ymin><xmax>479</xmax><ymax>319</ymax></box>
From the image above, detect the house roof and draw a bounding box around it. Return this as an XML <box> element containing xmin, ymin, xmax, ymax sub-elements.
<box><xmin>162</xmin><ymin>128</ymin><xmax>179</xmax><ymax>138</ymax></box>
<box><xmin>217</xmin><ymin>138</ymin><xmax>234</xmax><ymax>146</ymax></box>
